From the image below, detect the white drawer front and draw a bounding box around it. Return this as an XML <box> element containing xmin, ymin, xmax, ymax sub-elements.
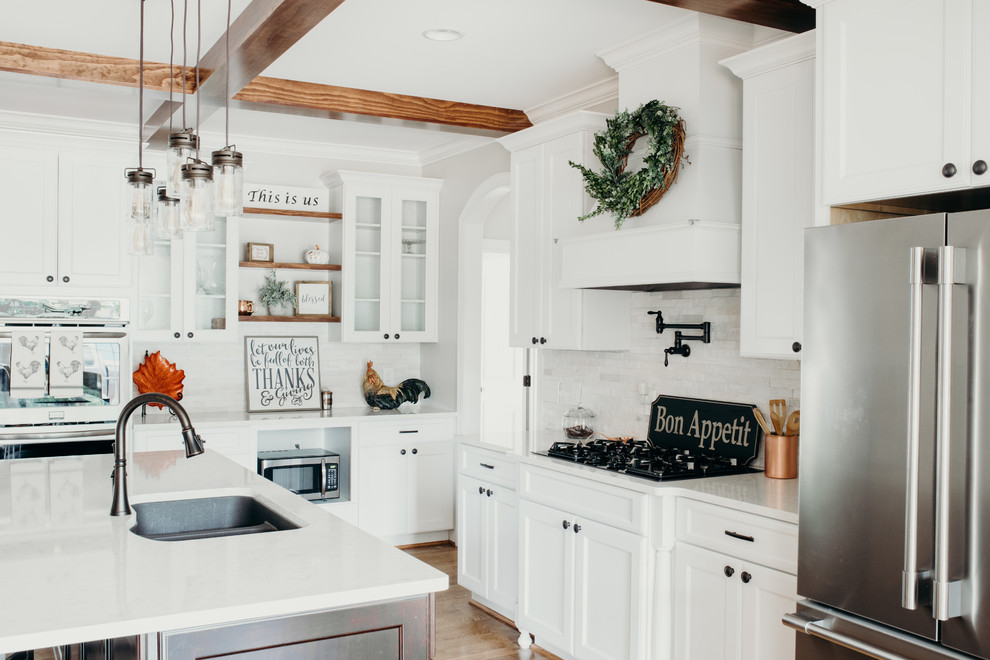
<box><xmin>359</xmin><ymin>417</ymin><xmax>455</xmax><ymax>446</ymax></box>
<box><xmin>520</xmin><ymin>464</ymin><xmax>647</xmax><ymax>534</ymax></box>
<box><xmin>458</xmin><ymin>444</ymin><xmax>517</xmax><ymax>488</ymax></box>
<box><xmin>676</xmin><ymin>498</ymin><xmax>797</xmax><ymax>574</ymax></box>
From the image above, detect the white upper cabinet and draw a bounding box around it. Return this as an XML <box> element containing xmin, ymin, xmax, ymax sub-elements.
<box><xmin>325</xmin><ymin>171</ymin><xmax>442</xmax><ymax>343</ymax></box>
<box><xmin>819</xmin><ymin>0</ymin><xmax>990</xmax><ymax>204</ymax></box>
<box><xmin>0</xmin><ymin>145</ymin><xmax>131</xmax><ymax>292</ymax></box>
<box><xmin>723</xmin><ymin>31</ymin><xmax>815</xmax><ymax>360</ymax></box>
<box><xmin>498</xmin><ymin>112</ymin><xmax>630</xmax><ymax>351</ymax></box>
<box><xmin>135</xmin><ymin>216</ymin><xmax>238</xmax><ymax>343</ymax></box>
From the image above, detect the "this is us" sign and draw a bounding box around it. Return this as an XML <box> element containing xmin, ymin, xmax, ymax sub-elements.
<box><xmin>647</xmin><ymin>395</ymin><xmax>762</xmax><ymax>464</ymax></box>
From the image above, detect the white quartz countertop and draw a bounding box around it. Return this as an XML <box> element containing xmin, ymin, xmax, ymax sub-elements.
<box><xmin>134</xmin><ymin>405</ymin><xmax>456</xmax><ymax>430</ymax></box>
<box><xmin>457</xmin><ymin>436</ymin><xmax>798</xmax><ymax>524</ymax></box>
<box><xmin>0</xmin><ymin>450</ymin><xmax>448</xmax><ymax>654</ymax></box>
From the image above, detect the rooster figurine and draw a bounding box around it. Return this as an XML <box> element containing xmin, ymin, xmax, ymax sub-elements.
<box><xmin>362</xmin><ymin>361</ymin><xmax>431</xmax><ymax>411</ymax></box>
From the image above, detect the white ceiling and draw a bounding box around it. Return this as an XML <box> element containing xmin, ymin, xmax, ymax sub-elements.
<box><xmin>1</xmin><ymin>0</ymin><xmax>697</xmax><ymax>162</ymax></box>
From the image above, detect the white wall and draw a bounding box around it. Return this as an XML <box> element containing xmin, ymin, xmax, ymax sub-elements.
<box><xmin>536</xmin><ymin>288</ymin><xmax>800</xmax><ymax>465</ymax></box>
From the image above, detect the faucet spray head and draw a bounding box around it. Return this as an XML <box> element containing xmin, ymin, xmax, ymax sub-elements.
<box><xmin>182</xmin><ymin>428</ymin><xmax>205</xmax><ymax>458</ymax></box>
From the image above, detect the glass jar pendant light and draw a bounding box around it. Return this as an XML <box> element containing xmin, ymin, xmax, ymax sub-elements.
<box><xmin>156</xmin><ymin>186</ymin><xmax>182</xmax><ymax>239</ymax></box>
<box><xmin>212</xmin><ymin>146</ymin><xmax>243</xmax><ymax>215</ymax></box>
<box><xmin>126</xmin><ymin>0</ymin><xmax>154</xmax><ymax>256</ymax></box>
<box><xmin>166</xmin><ymin>130</ymin><xmax>199</xmax><ymax>197</ymax></box>
<box><xmin>180</xmin><ymin>160</ymin><xmax>214</xmax><ymax>231</ymax></box>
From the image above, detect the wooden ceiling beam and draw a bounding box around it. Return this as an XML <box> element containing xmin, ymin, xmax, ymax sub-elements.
<box><xmin>236</xmin><ymin>77</ymin><xmax>533</xmax><ymax>133</ymax></box>
<box><xmin>643</xmin><ymin>0</ymin><xmax>815</xmax><ymax>33</ymax></box>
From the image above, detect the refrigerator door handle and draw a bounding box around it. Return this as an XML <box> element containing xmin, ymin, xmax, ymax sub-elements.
<box><xmin>933</xmin><ymin>245</ymin><xmax>965</xmax><ymax>621</ymax></box>
<box><xmin>903</xmin><ymin>247</ymin><xmax>933</xmax><ymax>610</ymax></box>
<box><xmin>784</xmin><ymin>612</ymin><xmax>912</xmax><ymax>660</ymax></box>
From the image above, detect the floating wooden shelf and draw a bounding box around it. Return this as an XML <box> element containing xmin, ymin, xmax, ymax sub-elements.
<box><xmin>242</xmin><ymin>207</ymin><xmax>342</xmax><ymax>221</ymax></box>
<box><xmin>239</xmin><ymin>261</ymin><xmax>342</xmax><ymax>271</ymax></box>
<box><xmin>239</xmin><ymin>314</ymin><xmax>341</xmax><ymax>323</ymax></box>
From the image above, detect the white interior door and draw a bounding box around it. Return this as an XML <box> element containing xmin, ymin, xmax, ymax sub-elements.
<box><xmin>480</xmin><ymin>244</ymin><xmax>526</xmax><ymax>446</ymax></box>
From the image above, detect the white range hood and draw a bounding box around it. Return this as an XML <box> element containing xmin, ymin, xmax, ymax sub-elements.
<box><xmin>558</xmin><ymin>14</ymin><xmax>760</xmax><ymax>291</ymax></box>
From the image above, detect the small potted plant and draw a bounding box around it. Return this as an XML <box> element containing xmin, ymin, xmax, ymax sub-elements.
<box><xmin>258</xmin><ymin>269</ymin><xmax>297</xmax><ymax>316</ymax></box>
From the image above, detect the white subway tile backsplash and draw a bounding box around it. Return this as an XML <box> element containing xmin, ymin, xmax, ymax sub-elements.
<box><xmin>539</xmin><ymin>289</ymin><xmax>801</xmax><ymax>459</ymax></box>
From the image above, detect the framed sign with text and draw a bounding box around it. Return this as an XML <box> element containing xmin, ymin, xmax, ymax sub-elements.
<box><xmin>244</xmin><ymin>336</ymin><xmax>321</xmax><ymax>412</ymax></box>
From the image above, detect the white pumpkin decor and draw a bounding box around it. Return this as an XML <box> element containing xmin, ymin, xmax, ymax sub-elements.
<box><xmin>304</xmin><ymin>244</ymin><xmax>329</xmax><ymax>265</ymax></box>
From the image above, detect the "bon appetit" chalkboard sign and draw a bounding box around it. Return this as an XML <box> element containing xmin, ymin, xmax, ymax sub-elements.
<box><xmin>245</xmin><ymin>336</ymin><xmax>321</xmax><ymax>412</ymax></box>
<box><xmin>647</xmin><ymin>395</ymin><xmax>762</xmax><ymax>464</ymax></box>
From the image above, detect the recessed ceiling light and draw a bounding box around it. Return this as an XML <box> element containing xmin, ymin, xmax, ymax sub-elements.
<box><xmin>422</xmin><ymin>28</ymin><xmax>464</xmax><ymax>41</ymax></box>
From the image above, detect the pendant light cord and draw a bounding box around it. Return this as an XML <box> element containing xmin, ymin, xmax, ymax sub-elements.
<box><xmin>138</xmin><ymin>0</ymin><xmax>145</xmax><ymax>170</ymax></box>
<box><xmin>195</xmin><ymin>0</ymin><xmax>201</xmax><ymax>160</ymax></box>
<box><xmin>225</xmin><ymin>0</ymin><xmax>231</xmax><ymax>147</ymax></box>
<box><xmin>182</xmin><ymin>0</ymin><xmax>187</xmax><ymax>128</ymax></box>
<box><xmin>168</xmin><ymin>0</ymin><xmax>174</xmax><ymax>134</ymax></box>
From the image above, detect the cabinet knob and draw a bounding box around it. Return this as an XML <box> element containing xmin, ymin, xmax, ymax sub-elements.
<box><xmin>724</xmin><ymin>566</ymin><xmax>735</xmax><ymax>578</ymax></box>
<box><xmin>573</xmin><ymin>523</ymin><xmax>581</xmax><ymax>533</ymax></box>
<box><xmin>975</xmin><ymin>160</ymin><xmax>988</xmax><ymax>175</ymax></box>
<box><xmin>394</xmin><ymin>333</ymin><xmax>400</xmax><ymax>340</ymax></box>
<box><xmin>532</xmin><ymin>337</ymin><xmax>538</xmax><ymax>345</ymax></box>
<box><xmin>540</xmin><ymin>337</ymin><xmax>547</xmax><ymax>345</ymax></box>
<box><xmin>792</xmin><ymin>341</ymin><xmax>802</xmax><ymax>353</ymax></box>
<box><xmin>412</xmin><ymin>448</ymin><xmax>418</xmax><ymax>455</ymax></box>
<box><xmin>46</xmin><ymin>275</ymin><xmax>54</xmax><ymax>282</ymax></box>
<box><xmin>486</xmin><ymin>489</ymin><xmax>492</xmax><ymax>497</ymax></box>
<box><xmin>942</xmin><ymin>162</ymin><xmax>958</xmax><ymax>178</ymax></box>
<box><xmin>400</xmin><ymin>449</ymin><xmax>407</xmax><ymax>455</ymax></box>
<box><xmin>62</xmin><ymin>276</ymin><xmax>70</xmax><ymax>283</ymax></box>
<box><xmin>384</xmin><ymin>333</ymin><xmax>390</xmax><ymax>340</ymax></box>
<box><xmin>562</xmin><ymin>520</ymin><xmax>570</xmax><ymax>530</ymax></box>
<box><xmin>187</xmin><ymin>332</ymin><xmax>194</xmax><ymax>339</ymax></box>
<box><xmin>174</xmin><ymin>332</ymin><xmax>181</xmax><ymax>339</ymax></box>
<box><xmin>741</xmin><ymin>572</ymin><xmax>752</xmax><ymax>584</ymax></box>
<box><xmin>479</xmin><ymin>486</ymin><xmax>485</xmax><ymax>495</ymax></box>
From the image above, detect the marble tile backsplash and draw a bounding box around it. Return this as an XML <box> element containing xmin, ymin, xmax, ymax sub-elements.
<box><xmin>134</xmin><ymin>325</ymin><xmax>420</xmax><ymax>414</ymax></box>
<box><xmin>538</xmin><ymin>289</ymin><xmax>801</xmax><ymax>463</ymax></box>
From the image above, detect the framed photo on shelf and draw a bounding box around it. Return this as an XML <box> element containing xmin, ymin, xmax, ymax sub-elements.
<box><xmin>295</xmin><ymin>281</ymin><xmax>332</xmax><ymax>315</ymax></box>
<box><xmin>246</xmin><ymin>242</ymin><xmax>274</xmax><ymax>262</ymax></box>
<box><xmin>244</xmin><ymin>336</ymin><xmax>321</xmax><ymax>412</ymax></box>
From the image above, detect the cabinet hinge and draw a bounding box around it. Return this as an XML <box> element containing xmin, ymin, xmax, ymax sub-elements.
<box><xmin>523</xmin><ymin>375</ymin><xmax>531</xmax><ymax>388</ymax></box>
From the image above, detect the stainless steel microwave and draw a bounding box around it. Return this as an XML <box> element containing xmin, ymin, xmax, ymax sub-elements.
<box><xmin>258</xmin><ymin>449</ymin><xmax>340</xmax><ymax>501</ymax></box>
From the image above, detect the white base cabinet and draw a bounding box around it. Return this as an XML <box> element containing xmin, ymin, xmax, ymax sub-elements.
<box><xmin>517</xmin><ymin>465</ymin><xmax>649</xmax><ymax>660</ymax></box>
<box><xmin>672</xmin><ymin>499</ymin><xmax>798</xmax><ymax>660</ymax></box>
<box><xmin>456</xmin><ymin>445</ymin><xmax>519</xmax><ymax>620</ymax></box>
<box><xmin>357</xmin><ymin>418</ymin><xmax>454</xmax><ymax>542</ymax></box>
<box><xmin>131</xmin><ymin>426</ymin><xmax>257</xmax><ymax>473</ymax></box>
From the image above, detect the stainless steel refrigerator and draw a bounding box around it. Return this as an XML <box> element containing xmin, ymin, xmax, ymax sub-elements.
<box><xmin>786</xmin><ymin>212</ymin><xmax>990</xmax><ymax>659</ymax></box>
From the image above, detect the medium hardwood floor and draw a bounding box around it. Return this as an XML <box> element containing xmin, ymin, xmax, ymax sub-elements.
<box><xmin>404</xmin><ymin>543</ymin><xmax>542</xmax><ymax>660</ymax></box>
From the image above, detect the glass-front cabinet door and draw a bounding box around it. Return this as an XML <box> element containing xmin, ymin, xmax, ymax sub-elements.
<box><xmin>136</xmin><ymin>215</ymin><xmax>237</xmax><ymax>343</ymax></box>
<box><xmin>331</xmin><ymin>171</ymin><xmax>441</xmax><ymax>343</ymax></box>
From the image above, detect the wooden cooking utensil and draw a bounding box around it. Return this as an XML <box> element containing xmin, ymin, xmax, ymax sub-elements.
<box><xmin>753</xmin><ymin>407</ymin><xmax>772</xmax><ymax>436</ymax></box>
<box><xmin>769</xmin><ymin>399</ymin><xmax>787</xmax><ymax>435</ymax></box>
<box><xmin>785</xmin><ymin>410</ymin><xmax>800</xmax><ymax>436</ymax></box>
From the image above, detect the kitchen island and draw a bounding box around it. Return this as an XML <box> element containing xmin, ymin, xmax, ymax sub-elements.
<box><xmin>0</xmin><ymin>448</ymin><xmax>447</xmax><ymax>656</ymax></box>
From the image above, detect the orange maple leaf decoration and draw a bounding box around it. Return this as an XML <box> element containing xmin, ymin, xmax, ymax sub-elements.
<box><xmin>133</xmin><ymin>351</ymin><xmax>185</xmax><ymax>409</ymax></box>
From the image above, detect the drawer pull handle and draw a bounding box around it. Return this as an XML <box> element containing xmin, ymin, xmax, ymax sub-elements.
<box><xmin>725</xmin><ymin>530</ymin><xmax>755</xmax><ymax>543</ymax></box>
<box><xmin>399</xmin><ymin>430</ymin><xmax>419</xmax><ymax>434</ymax></box>
<box><xmin>480</xmin><ymin>463</ymin><xmax>495</xmax><ymax>469</ymax></box>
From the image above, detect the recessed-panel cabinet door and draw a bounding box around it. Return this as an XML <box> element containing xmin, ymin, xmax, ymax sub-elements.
<box><xmin>410</xmin><ymin>440</ymin><xmax>453</xmax><ymax>533</ymax></box>
<box><xmin>509</xmin><ymin>147</ymin><xmax>543</xmax><ymax>348</ymax></box>
<box><xmin>58</xmin><ymin>151</ymin><xmax>130</xmax><ymax>288</ymax></box>
<box><xmin>0</xmin><ymin>145</ymin><xmax>58</xmax><ymax>288</ymax></box>
<box><xmin>391</xmin><ymin>187</ymin><xmax>438</xmax><ymax>342</ymax></box>
<box><xmin>821</xmin><ymin>0</ymin><xmax>971</xmax><ymax>203</ymax></box>
<box><xmin>359</xmin><ymin>445</ymin><xmax>409</xmax><ymax>538</ymax></box>
<box><xmin>573</xmin><ymin>519</ymin><xmax>649</xmax><ymax>660</ymax></box>
<box><xmin>740</xmin><ymin>563</ymin><xmax>797</xmax><ymax>660</ymax></box>
<box><xmin>456</xmin><ymin>475</ymin><xmax>488</xmax><ymax>596</ymax></box>
<box><xmin>673</xmin><ymin>544</ymin><xmax>741</xmax><ymax>660</ymax></box>
<box><xmin>518</xmin><ymin>499</ymin><xmax>574</xmax><ymax>655</ymax></box>
<box><xmin>343</xmin><ymin>186</ymin><xmax>389</xmax><ymax>340</ymax></box>
<box><xmin>488</xmin><ymin>486</ymin><xmax>518</xmax><ymax>614</ymax></box>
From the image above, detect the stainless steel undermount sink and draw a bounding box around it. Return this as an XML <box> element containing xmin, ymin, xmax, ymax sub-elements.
<box><xmin>130</xmin><ymin>495</ymin><xmax>300</xmax><ymax>541</ymax></box>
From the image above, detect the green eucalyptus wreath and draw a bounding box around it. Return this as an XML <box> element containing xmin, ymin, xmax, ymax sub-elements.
<box><xmin>570</xmin><ymin>100</ymin><xmax>687</xmax><ymax>229</ymax></box>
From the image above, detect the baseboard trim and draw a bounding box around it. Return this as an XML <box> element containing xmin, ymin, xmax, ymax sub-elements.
<box><xmin>467</xmin><ymin>599</ymin><xmax>514</xmax><ymax>627</ymax></box>
<box><xmin>396</xmin><ymin>539</ymin><xmax>455</xmax><ymax>550</ymax></box>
